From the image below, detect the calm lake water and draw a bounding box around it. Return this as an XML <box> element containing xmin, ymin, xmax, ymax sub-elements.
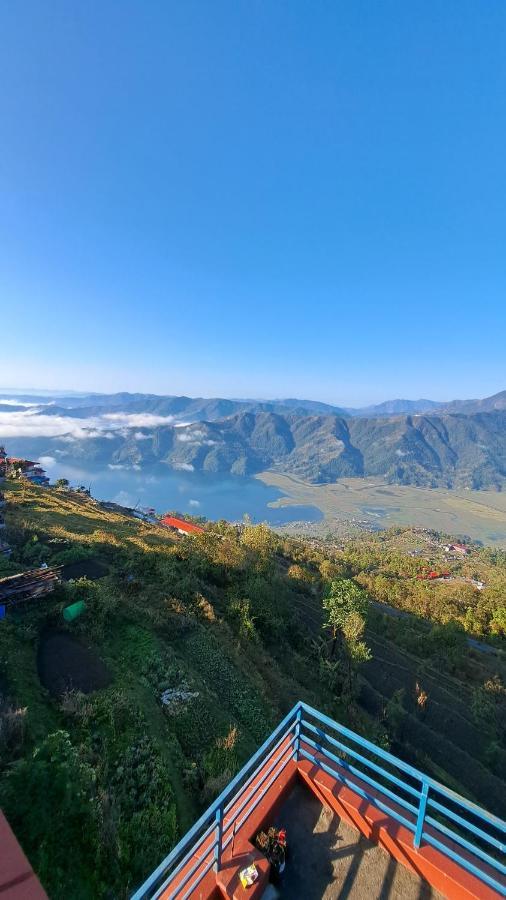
<box><xmin>41</xmin><ymin>460</ymin><xmax>323</xmax><ymax>526</ymax></box>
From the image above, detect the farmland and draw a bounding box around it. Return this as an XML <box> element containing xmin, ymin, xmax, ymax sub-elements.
<box><xmin>259</xmin><ymin>472</ymin><xmax>506</xmax><ymax>546</ymax></box>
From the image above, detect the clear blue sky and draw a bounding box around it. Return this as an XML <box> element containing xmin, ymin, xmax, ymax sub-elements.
<box><xmin>1</xmin><ymin>2</ymin><xmax>505</xmax><ymax>406</ymax></box>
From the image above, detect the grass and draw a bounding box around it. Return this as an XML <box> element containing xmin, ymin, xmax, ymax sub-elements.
<box><xmin>0</xmin><ymin>481</ymin><xmax>339</xmax><ymax>896</ymax></box>
<box><xmin>5</xmin><ymin>480</ymin><xmax>178</xmax><ymax>549</ymax></box>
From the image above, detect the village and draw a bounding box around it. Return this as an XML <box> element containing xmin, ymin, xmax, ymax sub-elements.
<box><xmin>0</xmin><ymin>446</ymin><xmax>206</xmax><ymax>620</ymax></box>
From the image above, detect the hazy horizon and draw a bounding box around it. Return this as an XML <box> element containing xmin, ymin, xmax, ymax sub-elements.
<box><xmin>0</xmin><ymin>383</ymin><xmax>492</xmax><ymax>408</ymax></box>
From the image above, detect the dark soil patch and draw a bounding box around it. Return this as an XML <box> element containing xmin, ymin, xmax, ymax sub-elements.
<box><xmin>62</xmin><ymin>559</ymin><xmax>109</xmax><ymax>581</ymax></box>
<box><xmin>0</xmin><ymin>670</ymin><xmax>9</xmax><ymax>700</ymax></box>
<box><xmin>37</xmin><ymin>631</ymin><xmax>112</xmax><ymax>697</ymax></box>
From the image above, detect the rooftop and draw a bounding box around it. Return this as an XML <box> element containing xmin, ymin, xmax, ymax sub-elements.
<box><xmin>159</xmin><ymin>515</ymin><xmax>205</xmax><ymax>534</ymax></box>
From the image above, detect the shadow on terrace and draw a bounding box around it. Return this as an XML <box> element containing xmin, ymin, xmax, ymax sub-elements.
<box><xmin>274</xmin><ymin>782</ymin><xmax>441</xmax><ymax>900</ymax></box>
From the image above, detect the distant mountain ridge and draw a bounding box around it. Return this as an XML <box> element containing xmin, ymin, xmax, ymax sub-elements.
<box><xmin>349</xmin><ymin>398</ymin><xmax>445</xmax><ymax>417</ymax></box>
<box><xmin>2</xmin><ymin>389</ymin><xmax>506</xmax><ymax>489</ymax></box>
<box><xmin>437</xmin><ymin>391</ymin><xmax>506</xmax><ymax>416</ymax></box>
<box><xmin>113</xmin><ymin>408</ymin><xmax>506</xmax><ymax>488</ymax></box>
<box><xmin>2</xmin><ymin>388</ymin><xmax>505</xmax><ymax>420</ymax></box>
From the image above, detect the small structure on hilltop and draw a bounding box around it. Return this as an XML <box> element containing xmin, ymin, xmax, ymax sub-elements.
<box><xmin>160</xmin><ymin>514</ymin><xmax>205</xmax><ymax>535</ymax></box>
<box><xmin>416</xmin><ymin>569</ymin><xmax>451</xmax><ymax>581</ymax></box>
<box><xmin>3</xmin><ymin>456</ymin><xmax>50</xmax><ymax>486</ymax></box>
<box><xmin>23</xmin><ymin>465</ymin><xmax>50</xmax><ymax>486</ymax></box>
<box><xmin>444</xmin><ymin>542</ymin><xmax>470</xmax><ymax>555</ymax></box>
<box><xmin>0</xmin><ymin>566</ymin><xmax>62</xmax><ymax>614</ymax></box>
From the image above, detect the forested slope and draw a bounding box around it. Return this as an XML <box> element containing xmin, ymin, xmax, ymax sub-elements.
<box><xmin>0</xmin><ymin>484</ymin><xmax>504</xmax><ymax>898</ymax></box>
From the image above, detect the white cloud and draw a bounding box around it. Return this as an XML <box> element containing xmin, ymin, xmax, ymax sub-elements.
<box><xmin>86</xmin><ymin>430</ymin><xmax>116</xmax><ymax>439</ymax></box>
<box><xmin>108</xmin><ymin>462</ymin><xmax>141</xmax><ymax>470</ymax></box>
<box><xmin>189</xmin><ymin>499</ymin><xmax>200</xmax><ymax>507</ymax></box>
<box><xmin>176</xmin><ymin>429</ymin><xmax>211</xmax><ymax>444</ymax></box>
<box><xmin>103</xmin><ymin>413</ymin><xmax>175</xmax><ymax>428</ymax></box>
<box><xmin>38</xmin><ymin>455</ymin><xmax>56</xmax><ymax>467</ymax></box>
<box><xmin>113</xmin><ymin>491</ymin><xmax>136</xmax><ymax>507</ymax></box>
<box><xmin>0</xmin><ymin>411</ymin><xmax>104</xmax><ymax>439</ymax></box>
<box><xmin>173</xmin><ymin>462</ymin><xmax>194</xmax><ymax>471</ymax></box>
<box><xmin>0</xmin><ymin>399</ymin><xmax>42</xmax><ymax>407</ymax></box>
<box><xmin>0</xmin><ymin>408</ymin><xmax>172</xmax><ymax>441</ymax></box>
<box><xmin>134</xmin><ymin>432</ymin><xmax>150</xmax><ymax>440</ymax></box>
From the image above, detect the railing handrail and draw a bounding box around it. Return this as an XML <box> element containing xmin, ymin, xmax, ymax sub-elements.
<box><xmin>132</xmin><ymin>701</ymin><xmax>506</xmax><ymax>899</ymax></box>
<box><xmin>131</xmin><ymin>703</ymin><xmax>301</xmax><ymax>899</ymax></box>
<box><xmin>300</xmin><ymin>701</ymin><xmax>506</xmax><ymax>833</ymax></box>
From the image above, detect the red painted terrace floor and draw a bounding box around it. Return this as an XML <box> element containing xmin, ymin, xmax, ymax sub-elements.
<box><xmin>0</xmin><ymin>811</ymin><xmax>47</xmax><ymax>899</ymax></box>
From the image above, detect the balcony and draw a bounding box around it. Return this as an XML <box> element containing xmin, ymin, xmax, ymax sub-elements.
<box><xmin>132</xmin><ymin>702</ymin><xmax>506</xmax><ymax>900</ymax></box>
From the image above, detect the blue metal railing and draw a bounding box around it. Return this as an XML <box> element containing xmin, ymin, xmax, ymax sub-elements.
<box><xmin>131</xmin><ymin>701</ymin><xmax>506</xmax><ymax>899</ymax></box>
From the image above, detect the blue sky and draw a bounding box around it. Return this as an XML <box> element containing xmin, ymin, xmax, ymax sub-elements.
<box><xmin>1</xmin><ymin>2</ymin><xmax>505</xmax><ymax>406</ymax></box>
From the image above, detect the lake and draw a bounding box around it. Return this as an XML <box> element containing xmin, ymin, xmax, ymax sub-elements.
<box><xmin>40</xmin><ymin>459</ymin><xmax>323</xmax><ymax>526</ymax></box>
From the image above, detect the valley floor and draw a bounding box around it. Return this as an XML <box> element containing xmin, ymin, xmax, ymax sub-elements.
<box><xmin>258</xmin><ymin>473</ymin><xmax>506</xmax><ymax>547</ymax></box>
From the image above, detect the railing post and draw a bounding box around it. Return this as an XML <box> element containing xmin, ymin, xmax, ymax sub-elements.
<box><xmin>414</xmin><ymin>781</ymin><xmax>429</xmax><ymax>849</ymax></box>
<box><xmin>214</xmin><ymin>803</ymin><xmax>223</xmax><ymax>871</ymax></box>
<box><xmin>294</xmin><ymin>705</ymin><xmax>302</xmax><ymax>761</ymax></box>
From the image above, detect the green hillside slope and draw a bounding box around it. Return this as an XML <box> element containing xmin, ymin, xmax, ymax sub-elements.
<box><xmin>0</xmin><ymin>483</ymin><xmax>505</xmax><ymax>898</ymax></box>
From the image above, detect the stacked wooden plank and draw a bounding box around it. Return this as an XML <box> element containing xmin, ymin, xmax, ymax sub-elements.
<box><xmin>0</xmin><ymin>567</ymin><xmax>62</xmax><ymax>608</ymax></box>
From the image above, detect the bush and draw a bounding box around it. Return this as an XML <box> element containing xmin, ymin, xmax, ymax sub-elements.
<box><xmin>0</xmin><ymin>731</ymin><xmax>101</xmax><ymax>898</ymax></box>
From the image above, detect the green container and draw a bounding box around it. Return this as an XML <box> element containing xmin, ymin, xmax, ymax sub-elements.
<box><xmin>63</xmin><ymin>600</ymin><xmax>86</xmax><ymax>622</ymax></box>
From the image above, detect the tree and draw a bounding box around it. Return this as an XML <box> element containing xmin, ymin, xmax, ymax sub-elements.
<box><xmin>490</xmin><ymin>607</ymin><xmax>506</xmax><ymax>637</ymax></box>
<box><xmin>322</xmin><ymin>579</ymin><xmax>371</xmax><ymax>695</ymax></box>
<box><xmin>54</xmin><ymin>478</ymin><xmax>70</xmax><ymax>490</ymax></box>
<box><xmin>0</xmin><ymin>731</ymin><xmax>101</xmax><ymax>897</ymax></box>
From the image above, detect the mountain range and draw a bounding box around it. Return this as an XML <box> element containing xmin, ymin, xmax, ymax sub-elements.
<box><xmin>3</xmin><ymin>388</ymin><xmax>506</xmax><ymax>419</ymax></box>
<box><xmin>2</xmin><ymin>389</ymin><xmax>506</xmax><ymax>489</ymax></box>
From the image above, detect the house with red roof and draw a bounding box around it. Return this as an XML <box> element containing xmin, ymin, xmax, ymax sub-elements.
<box><xmin>160</xmin><ymin>515</ymin><xmax>205</xmax><ymax>535</ymax></box>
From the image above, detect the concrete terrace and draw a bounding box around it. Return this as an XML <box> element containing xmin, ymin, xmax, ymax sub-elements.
<box><xmin>274</xmin><ymin>783</ymin><xmax>443</xmax><ymax>900</ymax></box>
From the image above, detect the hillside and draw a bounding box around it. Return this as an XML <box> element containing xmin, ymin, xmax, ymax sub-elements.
<box><xmin>0</xmin><ymin>482</ymin><xmax>505</xmax><ymax>898</ymax></box>
<box><xmin>438</xmin><ymin>389</ymin><xmax>506</xmax><ymax>415</ymax></box>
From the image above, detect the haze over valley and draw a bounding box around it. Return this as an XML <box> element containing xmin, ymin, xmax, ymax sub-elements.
<box><xmin>3</xmin><ymin>387</ymin><xmax>506</xmax><ymax>544</ymax></box>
